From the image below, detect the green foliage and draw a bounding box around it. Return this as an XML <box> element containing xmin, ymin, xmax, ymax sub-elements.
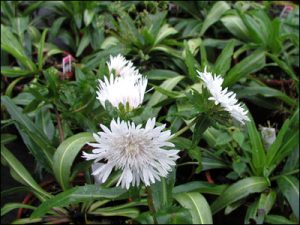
<box><xmin>1</xmin><ymin>1</ymin><xmax>299</xmax><ymax>224</ymax></box>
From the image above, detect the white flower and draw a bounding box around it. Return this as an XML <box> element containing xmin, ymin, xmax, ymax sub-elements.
<box><xmin>96</xmin><ymin>73</ymin><xmax>147</xmax><ymax>110</ymax></box>
<box><xmin>107</xmin><ymin>54</ymin><xmax>140</xmax><ymax>77</ymax></box>
<box><xmin>82</xmin><ymin>118</ymin><xmax>180</xmax><ymax>189</ymax></box>
<box><xmin>91</xmin><ymin>163</ymin><xmax>104</xmax><ymax>184</ymax></box>
<box><xmin>260</xmin><ymin>126</ymin><xmax>276</xmax><ymax>150</ymax></box>
<box><xmin>197</xmin><ymin>67</ymin><xmax>250</xmax><ymax>124</ymax></box>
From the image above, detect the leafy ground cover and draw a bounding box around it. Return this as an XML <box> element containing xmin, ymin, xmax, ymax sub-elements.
<box><xmin>1</xmin><ymin>1</ymin><xmax>299</xmax><ymax>224</ymax></box>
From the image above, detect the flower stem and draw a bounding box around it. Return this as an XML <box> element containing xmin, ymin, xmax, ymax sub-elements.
<box><xmin>171</xmin><ymin>119</ymin><xmax>197</xmax><ymax>140</ymax></box>
<box><xmin>145</xmin><ymin>186</ymin><xmax>158</xmax><ymax>224</ymax></box>
<box><xmin>55</xmin><ymin>108</ymin><xmax>64</xmax><ymax>143</ymax></box>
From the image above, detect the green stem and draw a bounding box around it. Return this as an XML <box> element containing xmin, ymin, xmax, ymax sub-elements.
<box><xmin>146</xmin><ymin>186</ymin><xmax>158</xmax><ymax>224</ymax></box>
<box><xmin>270</xmin><ymin>169</ymin><xmax>299</xmax><ymax>181</ymax></box>
<box><xmin>171</xmin><ymin>119</ymin><xmax>197</xmax><ymax>140</ymax></box>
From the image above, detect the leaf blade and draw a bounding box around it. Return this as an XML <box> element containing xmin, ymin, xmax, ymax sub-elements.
<box><xmin>53</xmin><ymin>132</ymin><xmax>95</xmax><ymax>190</ymax></box>
<box><xmin>174</xmin><ymin>192</ymin><xmax>213</xmax><ymax>224</ymax></box>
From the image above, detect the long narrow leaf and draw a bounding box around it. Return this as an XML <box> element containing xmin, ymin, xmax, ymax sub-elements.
<box><xmin>246</xmin><ymin>113</ymin><xmax>266</xmax><ymax>176</ymax></box>
<box><xmin>37</xmin><ymin>29</ymin><xmax>48</xmax><ymax>70</ymax></box>
<box><xmin>31</xmin><ymin>185</ymin><xmax>128</xmax><ymax>218</ymax></box>
<box><xmin>174</xmin><ymin>192</ymin><xmax>213</xmax><ymax>224</ymax></box>
<box><xmin>1</xmin><ymin>146</ymin><xmax>50</xmax><ymax>200</ymax></box>
<box><xmin>277</xmin><ymin>176</ymin><xmax>299</xmax><ymax>221</ymax></box>
<box><xmin>53</xmin><ymin>132</ymin><xmax>94</xmax><ymax>190</ymax></box>
<box><xmin>211</xmin><ymin>177</ymin><xmax>269</xmax><ymax>214</ymax></box>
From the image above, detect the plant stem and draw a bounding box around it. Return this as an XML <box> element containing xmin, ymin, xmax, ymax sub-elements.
<box><xmin>270</xmin><ymin>169</ymin><xmax>299</xmax><ymax>181</ymax></box>
<box><xmin>55</xmin><ymin>108</ymin><xmax>64</xmax><ymax>143</ymax></box>
<box><xmin>145</xmin><ymin>186</ymin><xmax>158</xmax><ymax>224</ymax></box>
<box><xmin>171</xmin><ymin>119</ymin><xmax>197</xmax><ymax>140</ymax></box>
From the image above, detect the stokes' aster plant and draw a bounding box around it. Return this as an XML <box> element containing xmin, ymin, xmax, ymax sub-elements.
<box><xmin>198</xmin><ymin>67</ymin><xmax>250</xmax><ymax>124</ymax></box>
<box><xmin>84</xmin><ymin>54</ymin><xmax>181</xmax><ymax>223</ymax></box>
<box><xmin>83</xmin><ymin>118</ymin><xmax>180</xmax><ymax>189</ymax></box>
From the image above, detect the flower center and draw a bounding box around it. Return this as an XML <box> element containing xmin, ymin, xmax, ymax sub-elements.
<box><xmin>125</xmin><ymin>142</ymin><xmax>140</xmax><ymax>155</ymax></box>
<box><xmin>123</xmin><ymin>134</ymin><xmax>142</xmax><ymax>156</ymax></box>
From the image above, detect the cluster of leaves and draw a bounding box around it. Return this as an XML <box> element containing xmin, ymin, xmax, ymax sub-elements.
<box><xmin>1</xmin><ymin>1</ymin><xmax>299</xmax><ymax>224</ymax></box>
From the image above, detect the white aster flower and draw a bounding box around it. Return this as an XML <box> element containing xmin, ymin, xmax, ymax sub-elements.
<box><xmin>197</xmin><ymin>67</ymin><xmax>250</xmax><ymax>124</ymax></box>
<box><xmin>259</xmin><ymin>125</ymin><xmax>276</xmax><ymax>150</ymax></box>
<box><xmin>82</xmin><ymin>118</ymin><xmax>180</xmax><ymax>189</ymax></box>
<box><xmin>107</xmin><ymin>54</ymin><xmax>140</xmax><ymax>77</ymax></box>
<box><xmin>96</xmin><ymin>73</ymin><xmax>147</xmax><ymax>110</ymax></box>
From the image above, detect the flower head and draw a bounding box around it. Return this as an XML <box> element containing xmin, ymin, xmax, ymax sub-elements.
<box><xmin>96</xmin><ymin>74</ymin><xmax>147</xmax><ymax>110</ymax></box>
<box><xmin>82</xmin><ymin>118</ymin><xmax>180</xmax><ymax>189</ymax></box>
<box><xmin>107</xmin><ymin>54</ymin><xmax>140</xmax><ymax>77</ymax></box>
<box><xmin>260</xmin><ymin>126</ymin><xmax>276</xmax><ymax>150</ymax></box>
<box><xmin>197</xmin><ymin>67</ymin><xmax>250</xmax><ymax>124</ymax></box>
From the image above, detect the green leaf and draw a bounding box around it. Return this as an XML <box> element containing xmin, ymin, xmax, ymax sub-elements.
<box><xmin>1</xmin><ymin>66</ymin><xmax>34</xmax><ymax>77</ymax></box>
<box><xmin>184</xmin><ymin>45</ymin><xmax>199</xmax><ymax>81</ymax></box>
<box><xmin>1</xmin><ymin>96</ymin><xmax>54</xmax><ymax>170</ymax></box>
<box><xmin>174</xmin><ymin>192</ymin><xmax>213</xmax><ymax>224</ymax></box>
<box><xmin>12</xmin><ymin>17</ymin><xmax>29</xmax><ymax>37</ymax></box>
<box><xmin>90</xmin><ymin>200</ymin><xmax>146</xmax><ymax>218</ymax></box>
<box><xmin>237</xmin><ymin>10</ymin><xmax>266</xmax><ymax>45</ymax></box>
<box><xmin>35</xmin><ymin>106</ymin><xmax>55</xmax><ymax>142</ymax></box>
<box><xmin>1</xmin><ymin>146</ymin><xmax>50</xmax><ymax>200</ymax></box>
<box><xmin>265</xmin><ymin>214</ymin><xmax>298</xmax><ymax>224</ymax></box>
<box><xmin>150</xmin><ymin>169</ymin><xmax>175</xmax><ymax>211</ymax></box>
<box><xmin>215</xmin><ymin>132</ymin><xmax>232</xmax><ymax>146</ymax></box>
<box><xmin>1</xmin><ymin>25</ymin><xmax>36</xmax><ymax>71</ymax></box>
<box><xmin>1</xmin><ymin>133</ymin><xmax>17</xmax><ymax>145</ymax></box>
<box><xmin>187</xmin><ymin>147</ymin><xmax>202</xmax><ymax>173</ymax></box>
<box><xmin>118</xmin><ymin>13</ymin><xmax>143</xmax><ymax>45</ymax></box>
<box><xmin>151</xmin><ymin>84</ymin><xmax>181</xmax><ymax>99</ymax></box>
<box><xmin>256</xmin><ymin>190</ymin><xmax>277</xmax><ymax>224</ymax></box>
<box><xmin>154</xmin><ymin>24</ymin><xmax>177</xmax><ymax>46</ymax></box>
<box><xmin>266</xmin><ymin>111</ymin><xmax>298</xmax><ymax>172</ymax></box>
<box><xmin>1</xmin><ymin>186</ymin><xmax>32</xmax><ymax>198</ymax></box>
<box><xmin>271</xmin><ymin>130</ymin><xmax>299</xmax><ymax>174</ymax></box>
<box><xmin>214</xmin><ymin>39</ymin><xmax>235</xmax><ymax>75</ymax></box>
<box><xmin>202</xmin><ymin>157</ymin><xmax>229</xmax><ymax>171</ymax></box>
<box><xmin>173</xmin><ymin>181</ymin><xmax>227</xmax><ymax>196</ymax></box>
<box><xmin>277</xmin><ymin>176</ymin><xmax>299</xmax><ymax>221</ymax></box>
<box><xmin>49</xmin><ymin>17</ymin><xmax>66</xmax><ymax>41</ymax></box>
<box><xmin>211</xmin><ymin>177</ymin><xmax>269</xmax><ymax>214</ymax></box>
<box><xmin>37</xmin><ymin>29</ymin><xmax>48</xmax><ymax>70</ymax></box>
<box><xmin>1</xmin><ymin>203</ymin><xmax>36</xmax><ymax>217</ymax></box>
<box><xmin>224</xmin><ymin>50</ymin><xmax>265</xmax><ymax>87</ymax></box>
<box><xmin>174</xmin><ymin>2</ymin><xmax>201</xmax><ymax>20</ymax></box>
<box><xmin>234</xmin><ymin>85</ymin><xmax>296</xmax><ymax>107</ymax></box>
<box><xmin>144</xmin><ymin>69</ymin><xmax>179</xmax><ymax>80</ymax></box>
<box><xmin>221</xmin><ymin>15</ymin><xmax>250</xmax><ymax>41</ymax></box>
<box><xmin>266</xmin><ymin>53</ymin><xmax>299</xmax><ymax>87</ymax></box>
<box><xmin>136</xmin><ymin>207</ymin><xmax>192</xmax><ymax>224</ymax></box>
<box><xmin>200</xmin><ymin>1</ymin><xmax>230</xmax><ymax>36</ymax></box>
<box><xmin>91</xmin><ymin>207</ymin><xmax>139</xmax><ymax>219</ymax></box>
<box><xmin>31</xmin><ymin>185</ymin><xmax>128</xmax><ymax>218</ymax></box>
<box><xmin>53</xmin><ymin>132</ymin><xmax>94</xmax><ymax>190</ymax></box>
<box><xmin>146</xmin><ymin>76</ymin><xmax>184</xmax><ymax>108</ymax></box>
<box><xmin>12</xmin><ymin>218</ymin><xmax>42</xmax><ymax>224</ymax></box>
<box><xmin>246</xmin><ymin>113</ymin><xmax>266</xmax><ymax>176</ymax></box>
<box><xmin>5</xmin><ymin>77</ymin><xmax>25</xmax><ymax>97</ymax></box>
<box><xmin>244</xmin><ymin>199</ymin><xmax>259</xmax><ymax>224</ymax></box>
<box><xmin>224</xmin><ymin>199</ymin><xmax>246</xmax><ymax>215</ymax></box>
<box><xmin>76</xmin><ymin>31</ymin><xmax>90</xmax><ymax>57</ymax></box>
<box><xmin>192</xmin><ymin>115</ymin><xmax>211</xmax><ymax>148</ymax></box>
<box><xmin>83</xmin><ymin>9</ymin><xmax>95</xmax><ymax>26</ymax></box>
